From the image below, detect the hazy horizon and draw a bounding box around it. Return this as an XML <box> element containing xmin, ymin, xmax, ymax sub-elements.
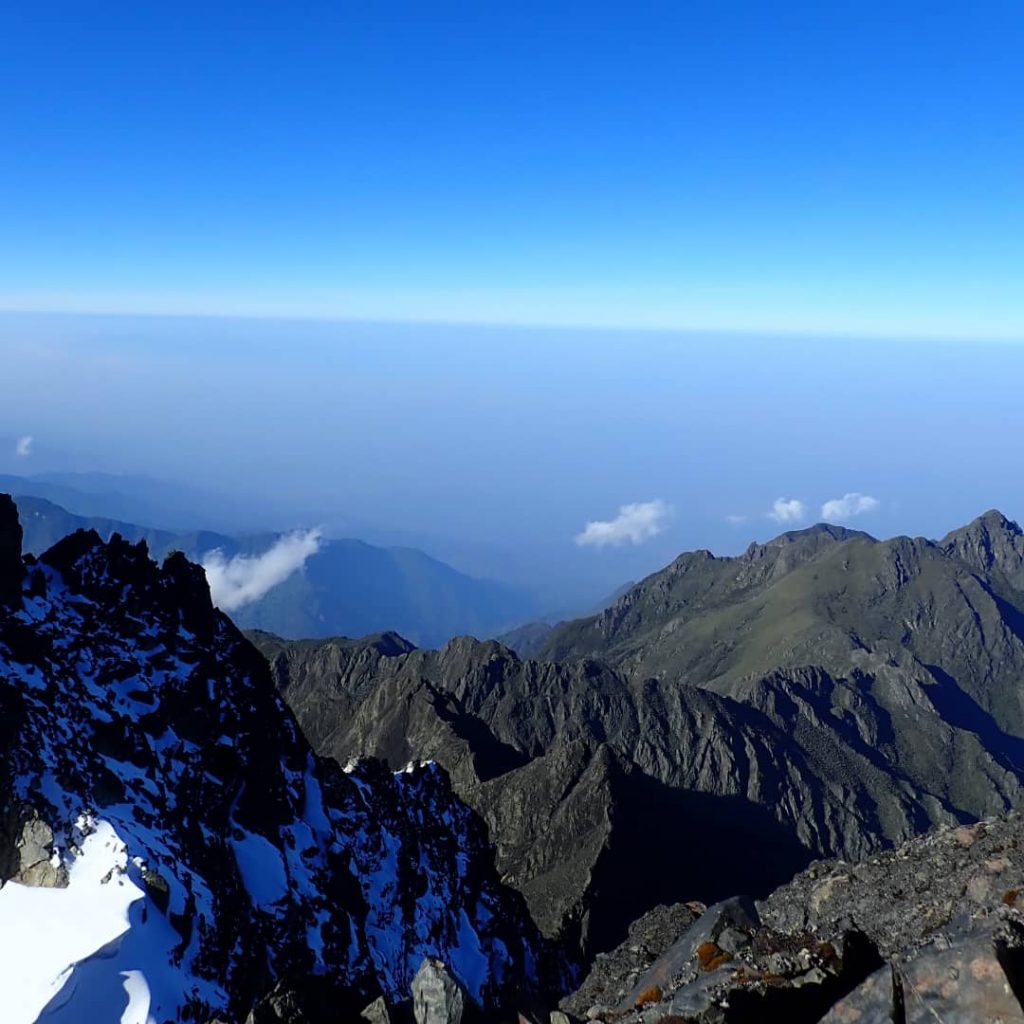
<box><xmin>3</xmin><ymin>312</ymin><xmax>1023</xmax><ymax>610</ymax></box>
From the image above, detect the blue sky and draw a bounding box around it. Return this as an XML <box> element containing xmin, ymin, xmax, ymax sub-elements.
<box><xmin>2</xmin><ymin>5</ymin><xmax>1024</xmax><ymax>608</ymax></box>
<box><xmin>2</xmin><ymin>1</ymin><xmax>1023</xmax><ymax>337</ymax></box>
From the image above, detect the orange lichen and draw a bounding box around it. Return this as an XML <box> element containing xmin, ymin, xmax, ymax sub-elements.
<box><xmin>696</xmin><ymin>941</ymin><xmax>733</xmax><ymax>971</ymax></box>
<box><xmin>635</xmin><ymin>985</ymin><xmax>664</xmax><ymax>1007</ymax></box>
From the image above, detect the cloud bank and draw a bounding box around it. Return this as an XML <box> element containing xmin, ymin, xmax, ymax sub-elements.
<box><xmin>202</xmin><ymin>529</ymin><xmax>323</xmax><ymax>611</ymax></box>
<box><xmin>768</xmin><ymin>498</ymin><xmax>805</xmax><ymax>524</ymax></box>
<box><xmin>575</xmin><ymin>500</ymin><xmax>671</xmax><ymax>548</ymax></box>
<box><xmin>15</xmin><ymin>435</ymin><xmax>32</xmax><ymax>457</ymax></box>
<box><xmin>821</xmin><ymin>493</ymin><xmax>880</xmax><ymax>520</ymax></box>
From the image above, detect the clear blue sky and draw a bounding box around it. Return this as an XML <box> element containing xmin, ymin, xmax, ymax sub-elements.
<box><xmin>2</xmin><ymin>1</ymin><xmax>1023</xmax><ymax>337</ymax></box>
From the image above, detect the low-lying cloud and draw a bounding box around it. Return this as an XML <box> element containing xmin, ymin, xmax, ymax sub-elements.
<box><xmin>768</xmin><ymin>497</ymin><xmax>805</xmax><ymax>524</ymax></box>
<box><xmin>821</xmin><ymin>493</ymin><xmax>880</xmax><ymax>520</ymax></box>
<box><xmin>15</xmin><ymin>435</ymin><xmax>32</xmax><ymax>457</ymax></box>
<box><xmin>202</xmin><ymin>528</ymin><xmax>324</xmax><ymax>611</ymax></box>
<box><xmin>575</xmin><ymin>500</ymin><xmax>671</xmax><ymax>548</ymax></box>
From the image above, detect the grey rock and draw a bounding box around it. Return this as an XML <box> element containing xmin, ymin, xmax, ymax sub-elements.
<box><xmin>12</xmin><ymin>812</ymin><xmax>68</xmax><ymax>888</ymax></box>
<box><xmin>412</xmin><ymin>959</ymin><xmax>466</xmax><ymax>1024</ymax></box>
<box><xmin>665</xmin><ymin>966</ymin><xmax>734</xmax><ymax>1021</ymax></box>
<box><xmin>360</xmin><ymin>995</ymin><xmax>392</xmax><ymax>1023</ymax></box>
<box><xmin>759</xmin><ymin>813</ymin><xmax>1024</xmax><ymax>959</ymax></box>
<box><xmin>716</xmin><ymin>926</ymin><xmax>750</xmax><ymax>954</ymax></box>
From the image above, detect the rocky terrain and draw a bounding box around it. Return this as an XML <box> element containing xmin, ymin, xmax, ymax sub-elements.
<box><xmin>0</xmin><ymin>495</ymin><xmax>561</xmax><ymax>1023</ymax></box>
<box><xmin>568</xmin><ymin>811</ymin><xmax>1024</xmax><ymax>1022</ymax></box>
<box><xmin>254</xmin><ymin>511</ymin><xmax>1024</xmax><ymax>964</ymax></box>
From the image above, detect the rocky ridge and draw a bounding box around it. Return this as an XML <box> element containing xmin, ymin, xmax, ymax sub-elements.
<box><xmin>0</xmin><ymin>494</ymin><xmax>558</xmax><ymax>1023</ymax></box>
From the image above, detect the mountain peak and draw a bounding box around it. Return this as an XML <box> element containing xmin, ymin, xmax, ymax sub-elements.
<box><xmin>940</xmin><ymin>509</ymin><xmax>1024</xmax><ymax>589</ymax></box>
<box><xmin>741</xmin><ymin>521</ymin><xmax>871</xmax><ymax>571</ymax></box>
<box><xmin>776</xmin><ymin>522</ymin><xmax>871</xmax><ymax>543</ymax></box>
<box><xmin>969</xmin><ymin>508</ymin><xmax>1021</xmax><ymax>534</ymax></box>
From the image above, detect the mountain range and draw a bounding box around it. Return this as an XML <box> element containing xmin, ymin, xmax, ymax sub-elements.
<box><xmin>10</xmin><ymin>493</ymin><xmax>540</xmax><ymax>647</ymax></box>
<box><xmin>6</xmin><ymin>492</ymin><xmax>1024</xmax><ymax>1020</ymax></box>
<box><xmin>253</xmin><ymin>510</ymin><xmax>1024</xmax><ymax>964</ymax></box>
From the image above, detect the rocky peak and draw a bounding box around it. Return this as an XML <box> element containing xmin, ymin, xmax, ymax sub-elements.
<box><xmin>0</xmin><ymin>496</ymin><xmax>557</xmax><ymax>1023</ymax></box>
<box><xmin>942</xmin><ymin>508</ymin><xmax>1024</xmax><ymax>591</ymax></box>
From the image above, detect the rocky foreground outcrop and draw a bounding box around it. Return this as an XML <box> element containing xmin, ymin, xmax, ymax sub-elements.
<box><xmin>564</xmin><ymin>812</ymin><xmax>1024</xmax><ymax>1023</ymax></box>
<box><xmin>0</xmin><ymin>496</ymin><xmax>561</xmax><ymax>1023</ymax></box>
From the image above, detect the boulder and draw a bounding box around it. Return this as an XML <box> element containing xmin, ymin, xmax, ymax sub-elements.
<box><xmin>412</xmin><ymin>959</ymin><xmax>466</xmax><ymax>1024</ymax></box>
<box><xmin>11</xmin><ymin>810</ymin><xmax>68</xmax><ymax>888</ymax></box>
<box><xmin>822</xmin><ymin>919</ymin><xmax>1024</xmax><ymax>1024</ymax></box>
<box><xmin>360</xmin><ymin>996</ymin><xmax>392</xmax><ymax>1023</ymax></box>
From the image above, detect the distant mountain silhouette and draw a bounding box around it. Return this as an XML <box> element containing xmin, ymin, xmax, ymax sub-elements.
<box><xmin>13</xmin><ymin>494</ymin><xmax>540</xmax><ymax>647</ymax></box>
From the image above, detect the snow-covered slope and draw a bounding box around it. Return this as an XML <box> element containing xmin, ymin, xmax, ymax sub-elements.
<box><xmin>0</xmin><ymin>495</ymin><xmax>554</xmax><ymax>1023</ymax></box>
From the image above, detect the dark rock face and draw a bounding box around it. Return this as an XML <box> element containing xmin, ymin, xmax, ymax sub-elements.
<box><xmin>254</xmin><ymin>511</ymin><xmax>1024</xmax><ymax>966</ymax></box>
<box><xmin>256</xmin><ymin>634</ymin><xmax>823</xmax><ymax>958</ymax></box>
<box><xmin>0</xmin><ymin>505</ymin><xmax>556</xmax><ymax>1023</ymax></box>
<box><xmin>0</xmin><ymin>493</ymin><xmax>24</xmax><ymax>605</ymax></box>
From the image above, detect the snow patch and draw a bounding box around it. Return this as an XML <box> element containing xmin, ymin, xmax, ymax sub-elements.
<box><xmin>231</xmin><ymin>830</ymin><xmax>289</xmax><ymax>908</ymax></box>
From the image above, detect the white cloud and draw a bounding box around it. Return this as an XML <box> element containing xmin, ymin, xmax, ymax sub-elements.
<box><xmin>768</xmin><ymin>498</ymin><xmax>805</xmax><ymax>524</ymax></box>
<box><xmin>821</xmin><ymin>493</ymin><xmax>880</xmax><ymax>520</ymax></box>
<box><xmin>575</xmin><ymin>500</ymin><xmax>671</xmax><ymax>548</ymax></box>
<box><xmin>15</xmin><ymin>435</ymin><xmax>32</xmax><ymax>457</ymax></box>
<box><xmin>202</xmin><ymin>529</ymin><xmax>323</xmax><ymax>611</ymax></box>
<box><xmin>725</xmin><ymin>514</ymin><xmax>748</xmax><ymax>525</ymax></box>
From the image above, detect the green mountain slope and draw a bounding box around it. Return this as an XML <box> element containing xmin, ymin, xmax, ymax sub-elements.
<box><xmin>252</xmin><ymin>512</ymin><xmax>1024</xmax><ymax>962</ymax></box>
